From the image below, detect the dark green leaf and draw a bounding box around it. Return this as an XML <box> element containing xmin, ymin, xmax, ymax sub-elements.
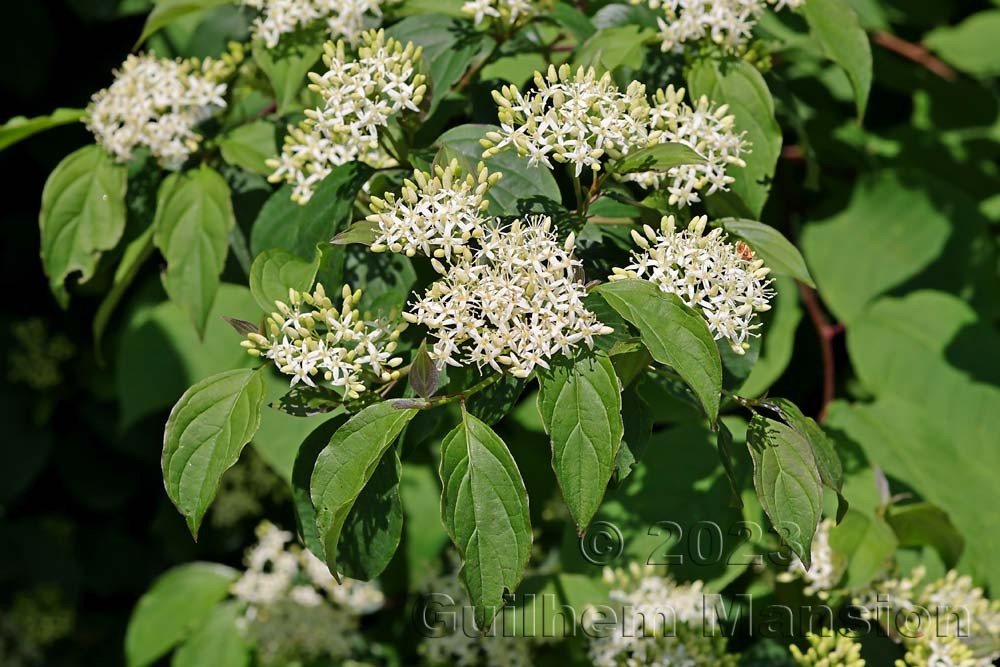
<box><xmin>573</xmin><ymin>25</ymin><xmax>654</xmax><ymax>72</ymax></box>
<box><xmin>925</xmin><ymin>11</ymin><xmax>1000</xmax><ymax>77</ymax></box>
<box><xmin>338</xmin><ymin>444</ymin><xmax>405</xmax><ymax>580</ymax></box>
<box><xmin>0</xmin><ymin>108</ymin><xmax>84</xmax><ymax>152</ymax></box>
<box><xmin>594</xmin><ymin>279</ymin><xmax>722</xmax><ymax>422</ymax></box>
<box><xmin>886</xmin><ymin>502</ymin><xmax>965</xmax><ymax>569</ymax></box>
<box><xmin>410</xmin><ymin>340</ymin><xmax>440</xmax><ymax>399</ymax></box>
<box><xmin>217</xmin><ymin>120</ymin><xmax>277</xmax><ymax>175</ymax></box>
<box><xmin>93</xmin><ymin>224</ymin><xmax>156</xmax><ymax>356</ymax></box>
<box><xmin>171</xmin><ymin>601</ymin><xmax>249</xmax><ymax>667</ymax></box>
<box><xmin>310</xmin><ymin>402</ymin><xmax>417</xmax><ymax>575</ymax></box>
<box><xmin>801</xmin><ymin>0</ymin><xmax>873</xmax><ymax>119</ymax></box>
<box><xmin>715</xmin><ymin>421</ymin><xmax>743</xmax><ymax>508</ymax></box>
<box><xmin>162</xmin><ymin>368</ymin><xmax>266</xmax><ymax>537</ymax></box>
<box><xmin>610</xmin><ymin>142</ymin><xmax>706</xmax><ymax>175</ymax></box>
<box><xmin>387</xmin><ymin>14</ymin><xmax>490</xmax><ymax>111</ymax></box>
<box><xmin>251</xmin><ymin>37</ymin><xmax>323</xmax><ymax>114</ymax></box>
<box><xmin>248</xmin><ymin>246</ymin><xmax>321</xmax><ymax>313</ymax></box>
<box><xmin>747</xmin><ymin>416</ymin><xmax>823</xmax><ymax>568</ymax></box>
<box><xmin>250</xmin><ymin>162</ymin><xmax>372</xmax><ymax>260</ymax></box>
<box><xmin>124</xmin><ymin>562</ymin><xmax>238</xmax><ymax>667</ymax></box>
<box><xmin>435</xmin><ymin>124</ymin><xmax>561</xmax><ymax>215</ymax></box>
<box><xmin>715</xmin><ymin>218</ymin><xmax>814</xmax><ymax>286</ymax></box>
<box><xmin>611</xmin><ymin>381</ymin><xmax>652</xmax><ymax>485</ymax></box>
<box><xmin>39</xmin><ymin>145</ymin><xmax>128</xmax><ymax>307</ymax></box>
<box><xmin>827</xmin><ymin>510</ymin><xmax>897</xmax><ymax>590</ymax></box>
<box><xmin>537</xmin><ymin>352</ymin><xmax>624</xmax><ymax>531</ymax></box>
<box><xmin>136</xmin><ymin>0</ymin><xmax>236</xmax><ymax>46</ymax></box>
<box><xmin>688</xmin><ymin>59</ymin><xmax>781</xmax><ymax>218</ymax></box>
<box><xmin>440</xmin><ymin>408</ymin><xmax>532</xmax><ymax>629</ymax></box>
<box><xmin>153</xmin><ymin>165</ymin><xmax>236</xmax><ymax>336</ymax></box>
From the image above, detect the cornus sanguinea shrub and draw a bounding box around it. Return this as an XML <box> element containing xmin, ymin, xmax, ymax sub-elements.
<box><xmin>7</xmin><ymin>0</ymin><xmax>1000</xmax><ymax>665</ymax></box>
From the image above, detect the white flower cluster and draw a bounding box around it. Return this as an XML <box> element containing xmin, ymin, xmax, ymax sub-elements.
<box><xmin>404</xmin><ymin>215</ymin><xmax>612</xmax><ymax>378</ymax></box>
<box><xmin>268</xmin><ymin>30</ymin><xmax>426</xmax><ymax>203</ymax></box>
<box><xmin>589</xmin><ymin>564</ymin><xmax>737</xmax><ymax>667</ymax></box>
<box><xmin>633</xmin><ymin>0</ymin><xmax>804</xmax><ymax>53</ymax></box>
<box><xmin>242</xmin><ymin>283</ymin><xmax>405</xmax><ymax>395</ymax></box>
<box><xmin>369</xmin><ymin>160</ymin><xmax>501</xmax><ymax>261</ymax></box>
<box><xmin>612</xmin><ymin>216</ymin><xmax>773</xmax><ymax>354</ymax></box>
<box><xmin>87</xmin><ymin>53</ymin><xmax>230</xmax><ymax>170</ymax></box>
<box><xmin>231</xmin><ymin>522</ymin><xmax>386</xmax><ymax>616</ymax></box>
<box><xmin>418</xmin><ymin>556</ymin><xmax>536</xmax><ymax>667</ymax></box>
<box><xmin>625</xmin><ymin>85</ymin><xmax>748</xmax><ymax>207</ymax></box>
<box><xmin>244</xmin><ymin>0</ymin><xmax>386</xmax><ymax>48</ymax></box>
<box><xmin>482</xmin><ymin>65</ymin><xmax>652</xmax><ymax>177</ymax></box>
<box><xmin>856</xmin><ymin>566</ymin><xmax>1000</xmax><ymax>667</ymax></box>
<box><xmin>780</xmin><ymin>518</ymin><xmax>847</xmax><ymax>598</ymax></box>
<box><xmin>462</xmin><ymin>0</ymin><xmax>537</xmax><ymax>27</ymax></box>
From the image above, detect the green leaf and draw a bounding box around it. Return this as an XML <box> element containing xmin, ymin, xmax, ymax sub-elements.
<box><xmin>94</xmin><ymin>224</ymin><xmax>156</xmax><ymax>358</ymax></box>
<box><xmin>435</xmin><ymin>124</ymin><xmax>561</xmax><ymax>215</ymax></box>
<box><xmin>610</xmin><ymin>142</ymin><xmax>706</xmax><ymax>175</ymax></box>
<box><xmin>250</xmin><ymin>162</ymin><xmax>373</xmax><ymax>260</ymax></box>
<box><xmin>739</xmin><ymin>277</ymin><xmax>802</xmax><ymax>397</ymax></box>
<box><xmin>310</xmin><ymin>402</ymin><xmax>417</xmax><ymax>575</ymax></box>
<box><xmin>162</xmin><ymin>368</ymin><xmax>266</xmax><ymax>537</ymax></box>
<box><xmin>925</xmin><ymin>10</ymin><xmax>1000</xmax><ymax>77</ymax></box>
<box><xmin>537</xmin><ymin>352</ymin><xmax>624</xmax><ymax>532</ymax></box>
<box><xmin>331</xmin><ymin>219</ymin><xmax>379</xmax><ymax>246</ymax></box>
<box><xmin>338</xmin><ymin>444</ymin><xmax>405</xmax><ymax>580</ymax></box>
<box><xmin>171</xmin><ymin>601</ymin><xmax>249</xmax><ymax>667</ymax></box>
<box><xmin>801</xmin><ymin>0</ymin><xmax>873</xmax><ymax>119</ymax></box>
<box><xmin>0</xmin><ymin>108</ymin><xmax>84</xmax><ymax>152</ymax></box>
<box><xmin>688</xmin><ymin>59</ymin><xmax>781</xmax><ymax>218</ymax></box>
<box><xmin>249</xmin><ymin>246</ymin><xmax>322</xmax><ymax>313</ymax></box>
<box><xmin>252</xmin><ymin>37</ymin><xmax>323</xmax><ymax>114</ymax></box>
<box><xmin>747</xmin><ymin>416</ymin><xmax>823</xmax><ymax>568</ymax></box>
<box><xmin>715</xmin><ymin>218</ymin><xmax>813</xmax><ymax>286</ymax></box>
<box><xmin>217</xmin><ymin>120</ymin><xmax>277</xmax><ymax>175</ymax></box>
<box><xmin>715</xmin><ymin>421</ymin><xmax>743</xmax><ymax>507</ymax></box>
<box><xmin>39</xmin><ymin>145</ymin><xmax>128</xmax><ymax>307</ymax></box>
<box><xmin>136</xmin><ymin>0</ymin><xmax>235</xmax><ymax>46</ymax></box>
<box><xmin>594</xmin><ymin>279</ymin><xmax>722</xmax><ymax>422</ymax></box>
<box><xmin>292</xmin><ymin>417</ymin><xmax>346</xmax><ymax>558</ymax></box>
<box><xmin>387</xmin><ymin>14</ymin><xmax>490</xmax><ymax>111</ymax></box>
<box><xmin>394</xmin><ymin>0</ymin><xmax>466</xmax><ymax>17</ymax></box>
<box><xmin>573</xmin><ymin>25</ymin><xmax>654</xmax><ymax>72</ymax></box>
<box><xmin>117</xmin><ymin>283</ymin><xmax>259</xmax><ymax>430</ymax></box>
<box><xmin>153</xmin><ymin>165</ymin><xmax>235</xmax><ymax>336</ymax></box>
<box><xmin>827</xmin><ymin>510</ymin><xmax>897</xmax><ymax>591</ymax></box>
<box><xmin>552</xmin><ymin>2</ymin><xmax>596</xmax><ymax>42</ymax></box>
<box><xmin>440</xmin><ymin>408</ymin><xmax>532</xmax><ymax>629</ymax></box>
<box><xmin>763</xmin><ymin>398</ymin><xmax>844</xmax><ymax>497</ymax></box>
<box><xmin>827</xmin><ymin>397</ymin><xmax>1000</xmax><ymax>592</ymax></box>
<box><xmin>886</xmin><ymin>502</ymin><xmax>965</xmax><ymax>569</ymax></box>
<box><xmin>800</xmin><ymin>170</ymin><xmax>982</xmax><ymax>324</ymax></box>
<box><xmin>124</xmin><ymin>562</ymin><xmax>238</xmax><ymax>667</ymax></box>
<box><xmin>611</xmin><ymin>381</ymin><xmax>653</xmax><ymax>485</ymax></box>
<box><xmin>410</xmin><ymin>340</ymin><xmax>440</xmax><ymax>399</ymax></box>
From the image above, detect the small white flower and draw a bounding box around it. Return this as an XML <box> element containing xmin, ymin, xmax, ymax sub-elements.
<box><xmin>242</xmin><ymin>283</ymin><xmax>405</xmax><ymax>396</ymax></box>
<box><xmin>623</xmin><ymin>85</ymin><xmax>749</xmax><ymax>207</ymax></box>
<box><xmin>611</xmin><ymin>215</ymin><xmax>773</xmax><ymax>354</ymax></box>
<box><xmin>482</xmin><ymin>64</ymin><xmax>651</xmax><ymax>177</ymax></box>
<box><xmin>462</xmin><ymin>0</ymin><xmax>537</xmax><ymax>26</ymax></box>
<box><xmin>231</xmin><ymin>522</ymin><xmax>299</xmax><ymax>605</ymax></box>
<box><xmin>781</xmin><ymin>518</ymin><xmax>845</xmax><ymax>597</ymax></box>
<box><xmin>405</xmin><ymin>215</ymin><xmax>612</xmax><ymax>378</ymax></box>
<box><xmin>244</xmin><ymin>0</ymin><xmax>387</xmax><ymax>48</ymax></box>
<box><xmin>269</xmin><ymin>30</ymin><xmax>426</xmax><ymax>204</ymax></box>
<box><xmin>368</xmin><ymin>159</ymin><xmax>501</xmax><ymax>260</ymax></box>
<box><xmin>632</xmin><ymin>0</ymin><xmax>801</xmax><ymax>53</ymax></box>
<box><xmin>87</xmin><ymin>53</ymin><xmax>229</xmax><ymax>169</ymax></box>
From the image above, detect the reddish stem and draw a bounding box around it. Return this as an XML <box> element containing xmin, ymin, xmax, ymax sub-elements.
<box><xmin>798</xmin><ymin>283</ymin><xmax>842</xmax><ymax>422</ymax></box>
<box><xmin>871</xmin><ymin>31</ymin><xmax>958</xmax><ymax>81</ymax></box>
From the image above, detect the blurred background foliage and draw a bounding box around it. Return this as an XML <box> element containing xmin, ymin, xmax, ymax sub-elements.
<box><xmin>1</xmin><ymin>0</ymin><xmax>999</xmax><ymax>665</ymax></box>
